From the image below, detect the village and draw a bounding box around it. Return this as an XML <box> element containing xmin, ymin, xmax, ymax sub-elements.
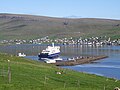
<box><xmin>0</xmin><ymin>36</ymin><xmax>120</xmax><ymax>46</ymax></box>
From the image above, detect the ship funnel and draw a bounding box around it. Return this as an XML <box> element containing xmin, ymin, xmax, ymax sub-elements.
<box><xmin>52</xmin><ymin>43</ymin><xmax>54</xmax><ymax>47</ymax></box>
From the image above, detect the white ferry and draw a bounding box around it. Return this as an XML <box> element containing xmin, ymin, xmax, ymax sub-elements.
<box><xmin>38</xmin><ymin>43</ymin><xmax>60</xmax><ymax>59</ymax></box>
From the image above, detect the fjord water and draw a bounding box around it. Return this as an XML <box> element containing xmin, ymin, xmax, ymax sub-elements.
<box><xmin>0</xmin><ymin>44</ymin><xmax>120</xmax><ymax>79</ymax></box>
<box><xmin>62</xmin><ymin>45</ymin><xmax>120</xmax><ymax>80</ymax></box>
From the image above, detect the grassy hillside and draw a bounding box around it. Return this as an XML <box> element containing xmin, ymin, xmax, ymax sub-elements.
<box><xmin>0</xmin><ymin>13</ymin><xmax>120</xmax><ymax>40</ymax></box>
<box><xmin>0</xmin><ymin>53</ymin><xmax>120</xmax><ymax>90</ymax></box>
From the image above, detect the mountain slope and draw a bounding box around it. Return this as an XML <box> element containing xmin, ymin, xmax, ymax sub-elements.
<box><xmin>0</xmin><ymin>13</ymin><xmax>120</xmax><ymax>40</ymax></box>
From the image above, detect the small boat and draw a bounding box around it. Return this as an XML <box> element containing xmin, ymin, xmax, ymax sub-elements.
<box><xmin>38</xmin><ymin>43</ymin><xmax>60</xmax><ymax>59</ymax></box>
<box><xmin>18</xmin><ymin>53</ymin><xmax>26</xmax><ymax>57</ymax></box>
<box><xmin>44</xmin><ymin>57</ymin><xmax>63</xmax><ymax>63</ymax></box>
<box><xmin>44</xmin><ymin>59</ymin><xmax>56</xmax><ymax>63</ymax></box>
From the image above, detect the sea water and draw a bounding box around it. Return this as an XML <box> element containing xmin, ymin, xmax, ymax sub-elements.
<box><xmin>62</xmin><ymin>45</ymin><xmax>120</xmax><ymax>80</ymax></box>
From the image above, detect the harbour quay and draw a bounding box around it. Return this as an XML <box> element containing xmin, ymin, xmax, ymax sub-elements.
<box><xmin>54</xmin><ymin>55</ymin><xmax>108</xmax><ymax>66</ymax></box>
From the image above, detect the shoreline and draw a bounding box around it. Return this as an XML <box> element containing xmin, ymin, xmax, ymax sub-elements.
<box><xmin>54</xmin><ymin>55</ymin><xmax>108</xmax><ymax>66</ymax></box>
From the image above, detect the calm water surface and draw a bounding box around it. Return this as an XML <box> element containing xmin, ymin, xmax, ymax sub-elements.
<box><xmin>0</xmin><ymin>44</ymin><xmax>120</xmax><ymax>79</ymax></box>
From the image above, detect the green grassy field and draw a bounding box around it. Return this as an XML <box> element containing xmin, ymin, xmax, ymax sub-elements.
<box><xmin>0</xmin><ymin>53</ymin><xmax>120</xmax><ymax>90</ymax></box>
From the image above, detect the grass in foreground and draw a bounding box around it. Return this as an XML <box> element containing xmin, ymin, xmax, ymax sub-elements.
<box><xmin>0</xmin><ymin>53</ymin><xmax>120</xmax><ymax>90</ymax></box>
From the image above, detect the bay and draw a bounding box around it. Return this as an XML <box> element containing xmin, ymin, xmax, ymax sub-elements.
<box><xmin>0</xmin><ymin>44</ymin><xmax>120</xmax><ymax>79</ymax></box>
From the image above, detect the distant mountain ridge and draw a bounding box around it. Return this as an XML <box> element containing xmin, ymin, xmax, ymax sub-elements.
<box><xmin>0</xmin><ymin>13</ymin><xmax>120</xmax><ymax>40</ymax></box>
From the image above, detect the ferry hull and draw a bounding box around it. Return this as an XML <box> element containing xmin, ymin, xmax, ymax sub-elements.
<box><xmin>38</xmin><ymin>52</ymin><xmax>60</xmax><ymax>59</ymax></box>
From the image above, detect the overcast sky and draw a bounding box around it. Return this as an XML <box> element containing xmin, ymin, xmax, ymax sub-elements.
<box><xmin>0</xmin><ymin>0</ymin><xmax>120</xmax><ymax>19</ymax></box>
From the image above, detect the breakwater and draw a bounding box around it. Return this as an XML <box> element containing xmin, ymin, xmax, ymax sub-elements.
<box><xmin>54</xmin><ymin>55</ymin><xmax>108</xmax><ymax>66</ymax></box>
